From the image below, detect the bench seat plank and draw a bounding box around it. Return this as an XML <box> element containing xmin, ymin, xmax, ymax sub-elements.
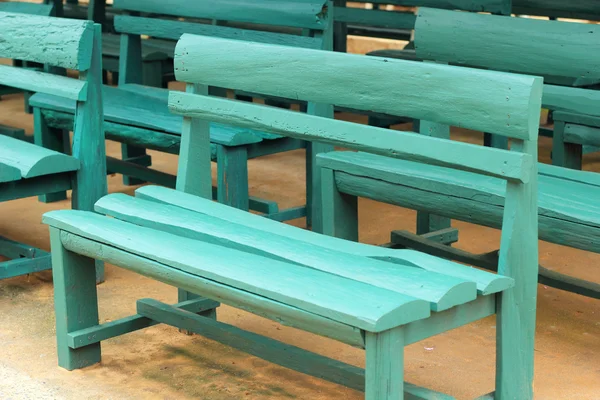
<box><xmin>318</xmin><ymin>151</ymin><xmax>600</xmax><ymax>243</ymax></box>
<box><xmin>134</xmin><ymin>186</ymin><xmax>514</xmax><ymax>295</ymax></box>
<box><xmin>0</xmin><ymin>135</ymin><xmax>79</xmax><ymax>179</ymax></box>
<box><xmin>43</xmin><ymin>210</ymin><xmax>432</xmax><ymax>332</ymax></box>
<box><xmin>95</xmin><ymin>193</ymin><xmax>479</xmax><ymax>311</ymax></box>
<box><xmin>30</xmin><ymin>86</ymin><xmax>278</xmax><ymax>146</ymax></box>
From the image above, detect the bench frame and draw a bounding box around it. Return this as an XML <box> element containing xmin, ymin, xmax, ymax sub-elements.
<box><xmin>47</xmin><ymin>35</ymin><xmax>541</xmax><ymax>399</ymax></box>
<box><xmin>0</xmin><ymin>13</ymin><xmax>106</xmax><ymax>282</ymax></box>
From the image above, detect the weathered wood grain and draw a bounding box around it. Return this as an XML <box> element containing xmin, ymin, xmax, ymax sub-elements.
<box><xmin>0</xmin><ymin>12</ymin><xmax>94</xmax><ymax>70</ymax></box>
<box><xmin>168</xmin><ymin>91</ymin><xmax>533</xmax><ymax>183</ymax></box>
<box><xmin>113</xmin><ymin>0</ymin><xmax>329</xmax><ymax>30</ymax></box>
<box><xmin>415</xmin><ymin>7</ymin><xmax>600</xmax><ymax>80</ymax></box>
<box><xmin>174</xmin><ymin>34</ymin><xmax>542</xmax><ymax>140</ymax></box>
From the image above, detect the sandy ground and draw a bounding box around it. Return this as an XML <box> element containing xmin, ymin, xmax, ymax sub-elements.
<box><xmin>0</xmin><ymin>36</ymin><xmax>599</xmax><ymax>399</ymax></box>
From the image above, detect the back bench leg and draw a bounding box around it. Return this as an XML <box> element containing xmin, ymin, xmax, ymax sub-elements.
<box><xmin>50</xmin><ymin>227</ymin><xmax>101</xmax><ymax>370</ymax></box>
<box><xmin>216</xmin><ymin>145</ymin><xmax>249</xmax><ymax>211</ymax></box>
<box><xmin>177</xmin><ymin>289</ymin><xmax>218</xmax><ymax>336</ymax></box>
<box><xmin>321</xmin><ymin>167</ymin><xmax>358</xmax><ymax>241</ymax></box>
<box><xmin>551</xmin><ymin>121</ymin><xmax>583</xmax><ymax>169</ymax></box>
<box><xmin>365</xmin><ymin>327</ymin><xmax>405</xmax><ymax>400</ymax></box>
<box><xmin>121</xmin><ymin>144</ymin><xmax>150</xmax><ymax>186</ymax></box>
<box><xmin>33</xmin><ymin>107</ymin><xmax>68</xmax><ymax>203</ymax></box>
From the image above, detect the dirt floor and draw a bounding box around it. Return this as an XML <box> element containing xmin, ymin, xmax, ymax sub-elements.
<box><xmin>0</xmin><ymin>37</ymin><xmax>599</xmax><ymax>400</ymax></box>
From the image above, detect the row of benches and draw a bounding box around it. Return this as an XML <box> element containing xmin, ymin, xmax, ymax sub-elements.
<box><xmin>0</xmin><ymin>2</ymin><xmax>597</xmax><ymax>398</ymax></box>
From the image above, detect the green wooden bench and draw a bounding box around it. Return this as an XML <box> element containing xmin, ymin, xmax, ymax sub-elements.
<box><xmin>30</xmin><ymin>0</ymin><xmax>333</xmax><ymax>228</ymax></box>
<box><xmin>412</xmin><ymin>8</ymin><xmax>600</xmax><ymax>170</ymax></box>
<box><xmin>333</xmin><ymin>0</ymin><xmax>510</xmax><ymax>53</ymax></box>
<box><xmin>0</xmin><ymin>12</ymin><xmax>106</xmax><ymax>282</ymax></box>
<box><xmin>316</xmin><ymin>9</ymin><xmax>600</xmax><ymax>300</ymax></box>
<box><xmin>44</xmin><ymin>34</ymin><xmax>540</xmax><ymax>399</ymax></box>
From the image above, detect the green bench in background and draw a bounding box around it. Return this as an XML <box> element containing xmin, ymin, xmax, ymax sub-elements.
<box><xmin>45</xmin><ymin>34</ymin><xmax>540</xmax><ymax>399</ymax></box>
<box><xmin>318</xmin><ymin>9</ymin><xmax>600</xmax><ymax>299</ymax></box>
<box><xmin>0</xmin><ymin>12</ymin><xmax>106</xmax><ymax>282</ymax></box>
<box><xmin>30</xmin><ymin>0</ymin><xmax>335</xmax><ymax>228</ymax></box>
<box><xmin>413</xmin><ymin>8</ymin><xmax>600</xmax><ymax>170</ymax></box>
<box><xmin>332</xmin><ymin>0</ymin><xmax>511</xmax><ymax>53</ymax></box>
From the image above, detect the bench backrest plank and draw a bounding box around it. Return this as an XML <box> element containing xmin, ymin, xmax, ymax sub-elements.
<box><xmin>415</xmin><ymin>8</ymin><xmax>600</xmax><ymax>81</ymax></box>
<box><xmin>0</xmin><ymin>12</ymin><xmax>94</xmax><ymax>70</ymax></box>
<box><xmin>414</xmin><ymin>8</ymin><xmax>600</xmax><ymax>117</ymax></box>
<box><xmin>0</xmin><ymin>1</ymin><xmax>53</xmax><ymax>16</ymax></box>
<box><xmin>113</xmin><ymin>0</ymin><xmax>330</xmax><ymax>30</ymax></box>
<box><xmin>174</xmin><ymin>35</ymin><xmax>540</xmax><ymax>142</ymax></box>
<box><xmin>512</xmin><ymin>0</ymin><xmax>600</xmax><ymax>20</ymax></box>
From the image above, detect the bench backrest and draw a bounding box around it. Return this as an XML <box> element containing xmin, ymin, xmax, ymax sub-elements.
<box><xmin>414</xmin><ymin>8</ymin><xmax>600</xmax><ymax>117</ymax></box>
<box><xmin>333</xmin><ymin>0</ymin><xmax>510</xmax><ymax>51</ymax></box>
<box><xmin>168</xmin><ymin>35</ymin><xmax>541</xmax><ymax>311</ymax></box>
<box><xmin>512</xmin><ymin>0</ymin><xmax>600</xmax><ymax>21</ymax></box>
<box><xmin>0</xmin><ymin>1</ymin><xmax>54</xmax><ymax>16</ymax></box>
<box><xmin>0</xmin><ymin>12</ymin><xmax>106</xmax><ymax>210</ymax></box>
<box><xmin>112</xmin><ymin>0</ymin><xmax>332</xmax><ymax>85</ymax></box>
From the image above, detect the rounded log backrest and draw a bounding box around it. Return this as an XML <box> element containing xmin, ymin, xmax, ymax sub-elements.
<box><xmin>414</xmin><ymin>8</ymin><xmax>600</xmax><ymax>81</ymax></box>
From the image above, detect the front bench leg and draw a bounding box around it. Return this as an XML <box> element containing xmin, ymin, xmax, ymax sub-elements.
<box><xmin>50</xmin><ymin>227</ymin><xmax>101</xmax><ymax>370</ymax></box>
<box><xmin>365</xmin><ymin>327</ymin><xmax>405</xmax><ymax>400</ymax></box>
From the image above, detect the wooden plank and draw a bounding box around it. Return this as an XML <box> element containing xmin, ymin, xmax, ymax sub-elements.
<box><xmin>563</xmin><ymin>124</ymin><xmax>600</xmax><ymax>147</ymax></box>
<box><xmin>174</xmin><ymin>35</ymin><xmax>542</xmax><ymax>141</ymax></box>
<box><xmin>135</xmin><ymin>185</ymin><xmax>514</xmax><ymax>295</ymax></box>
<box><xmin>334</xmin><ymin>7</ymin><xmax>416</xmax><ymax>30</ymax></box>
<box><xmin>0</xmin><ymin>65</ymin><xmax>87</xmax><ymax>101</ymax></box>
<box><xmin>0</xmin><ymin>172</ymin><xmax>72</xmax><ymax>203</ymax></box>
<box><xmin>0</xmin><ymin>254</ymin><xmax>52</xmax><ymax>280</ymax></box>
<box><xmin>53</xmin><ymin>229</ymin><xmax>365</xmax><ymax>348</ymax></box>
<box><xmin>0</xmin><ymin>135</ymin><xmax>79</xmax><ymax>179</ymax></box>
<box><xmin>512</xmin><ymin>0</ymin><xmax>600</xmax><ymax>19</ymax></box>
<box><xmin>415</xmin><ymin>8</ymin><xmax>600</xmax><ymax>80</ymax></box>
<box><xmin>114</xmin><ymin>15</ymin><xmax>322</xmax><ymax>49</ymax></box>
<box><xmin>168</xmin><ymin>92</ymin><xmax>533</xmax><ymax>183</ymax></box>
<box><xmin>0</xmin><ymin>2</ymin><xmax>54</xmax><ymax>16</ymax></box>
<box><xmin>67</xmin><ymin>298</ymin><xmax>219</xmax><ymax>349</ymax></box>
<box><xmin>0</xmin><ymin>12</ymin><xmax>94</xmax><ymax>70</ymax></box>
<box><xmin>30</xmin><ymin>88</ymin><xmax>270</xmax><ymax>146</ymax></box>
<box><xmin>95</xmin><ymin>193</ymin><xmax>479</xmax><ymax>312</ymax></box>
<box><xmin>367</xmin><ymin>0</ymin><xmax>509</xmax><ymax>13</ymax></box>
<box><xmin>44</xmin><ymin>210</ymin><xmax>432</xmax><ymax>332</ymax></box>
<box><xmin>113</xmin><ymin>0</ymin><xmax>329</xmax><ymax>30</ymax></box>
<box><xmin>543</xmin><ymin>85</ymin><xmax>600</xmax><ymax>118</ymax></box>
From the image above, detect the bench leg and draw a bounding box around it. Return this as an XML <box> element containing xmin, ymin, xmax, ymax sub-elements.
<box><xmin>365</xmin><ymin>327</ymin><xmax>405</xmax><ymax>400</ymax></box>
<box><xmin>33</xmin><ymin>107</ymin><xmax>68</xmax><ymax>203</ymax></box>
<box><xmin>50</xmin><ymin>227</ymin><xmax>101</xmax><ymax>370</ymax></box>
<box><xmin>216</xmin><ymin>145</ymin><xmax>249</xmax><ymax>210</ymax></box>
<box><xmin>142</xmin><ymin>61</ymin><xmax>164</xmax><ymax>88</ymax></box>
<box><xmin>121</xmin><ymin>144</ymin><xmax>150</xmax><ymax>186</ymax></box>
<box><xmin>551</xmin><ymin>121</ymin><xmax>583</xmax><ymax>169</ymax></box>
<box><xmin>321</xmin><ymin>168</ymin><xmax>358</xmax><ymax>241</ymax></box>
<box><xmin>306</xmin><ymin>142</ymin><xmax>335</xmax><ymax>233</ymax></box>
